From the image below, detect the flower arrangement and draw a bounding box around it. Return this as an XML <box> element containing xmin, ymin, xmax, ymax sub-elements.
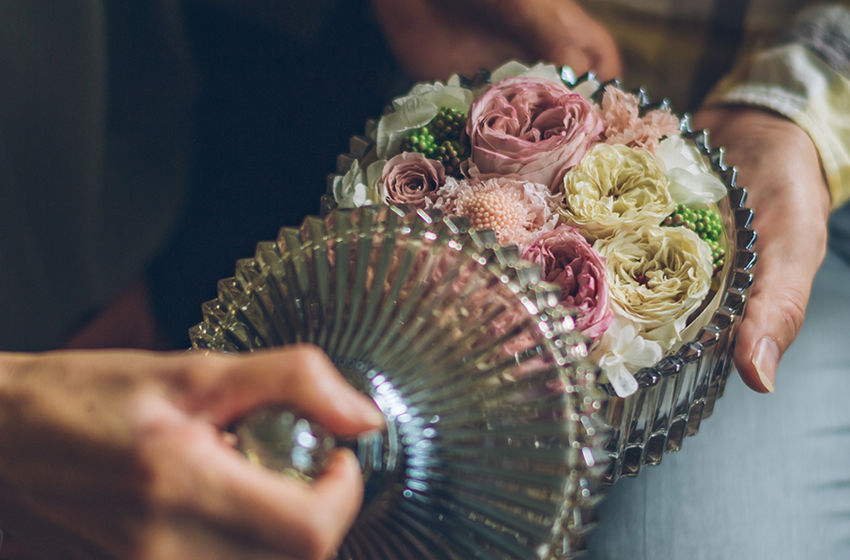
<box><xmin>331</xmin><ymin>61</ymin><xmax>729</xmax><ymax>398</ymax></box>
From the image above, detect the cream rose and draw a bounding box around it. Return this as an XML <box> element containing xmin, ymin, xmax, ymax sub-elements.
<box><xmin>594</xmin><ymin>225</ymin><xmax>713</xmax><ymax>351</ymax></box>
<box><xmin>558</xmin><ymin>143</ymin><xmax>675</xmax><ymax>239</ymax></box>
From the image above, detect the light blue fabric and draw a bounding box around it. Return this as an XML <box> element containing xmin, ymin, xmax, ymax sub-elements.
<box><xmin>586</xmin><ymin>244</ymin><xmax>850</xmax><ymax>559</ymax></box>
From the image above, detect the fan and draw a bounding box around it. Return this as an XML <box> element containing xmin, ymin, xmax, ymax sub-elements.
<box><xmin>190</xmin><ymin>206</ymin><xmax>608</xmax><ymax>559</ymax></box>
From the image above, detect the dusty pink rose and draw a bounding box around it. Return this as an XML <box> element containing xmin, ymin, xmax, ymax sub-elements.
<box><xmin>428</xmin><ymin>174</ymin><xmax>560</xmax><ymax>246</ymax></box>
<box><xmin>601</xmin><ymin>85</ymin><xmax>680</xmax><ymax>153</ymax></box>
<box><xmin>522</xmin><ymin>225</ymin><xmax>612</xmax><ymax>341</ymax></box>
<box><xmin>466</xmin><ymin>77</ymin><xmax>603</xmax><ymax>187</ymax></box>
<box><xmin>382</xmin><ymin>152</ymin><xmax>446</xmax><ymax>208</ymax></box>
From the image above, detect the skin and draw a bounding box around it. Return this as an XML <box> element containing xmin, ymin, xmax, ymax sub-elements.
<box><xmin>371</xmin><ymin>0</ymin><xmax>622</xmax><ymax>82</ymax></box>
<box><xmin>0</xmin><ymin>346</ymin><xmax>383</xmax><ymax>560</ymax></box>
<box><xmin>373</xmin><ymin>0</ymin><xmax>830</xmax><ymax>393</ymax></box>
<box><xmin>693</xmin><ymin>107</ymin><xmax>831</xmax><ymax>392</ymax></box>
<box><xmin>0</xmin><ymin>2</ymin><xmax>829</xmax><ymax>557</ymax></box>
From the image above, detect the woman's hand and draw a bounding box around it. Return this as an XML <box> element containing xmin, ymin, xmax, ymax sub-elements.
<box><xmin>371</xmin><ymin>0</ymin><xmax>621</xmax><ymax>82</ymax></box>
<box><xmin>0</xmin><ymin>346</ymin><xmax>382</xmax><ymax>560</ymax></box>
<box><xmin>693</xmin><ymin>107</ymin><xmax>832</xmax><ymax>393</ymax></box>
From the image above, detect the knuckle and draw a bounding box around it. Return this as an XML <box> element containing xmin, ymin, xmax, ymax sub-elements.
<box><xmin>288</xmin><ymin>344</ymin><xmax>332</xmax><ymax>379</ymax></box>
<box><xmin>180</xmin><ymin>352</ymin><xmax>227</xmax><ymax>385</ymax></box>
<box><xmin>771</xmin><ymin>289</ymin><xmax>809</xmax><ymax>345</ymax></box>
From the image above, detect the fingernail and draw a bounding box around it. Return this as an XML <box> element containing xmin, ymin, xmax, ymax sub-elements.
<box><xmin>752</xmin><ymin>337</ymin><xmax>779</xmax><ymax>393</ymax></box>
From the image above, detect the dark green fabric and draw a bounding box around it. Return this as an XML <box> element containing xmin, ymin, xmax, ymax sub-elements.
<box><xmin>0</xmin><ymin>1</ymin><xmax>193</xmax><ymax>351</ymax></box>
<box><xmin>0</xmin><ymin>0</ymin><xmax>400</xmax><ymax>351</ymax></box>
<box><xmin>147</xmin><ymin>0</ymin><xmax>401</xmax><ymax>348</ymax></box>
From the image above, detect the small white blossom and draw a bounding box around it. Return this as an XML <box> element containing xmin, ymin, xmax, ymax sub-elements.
<box><xmin>594</xmin><ymin>318</ymin><xmax>663</xmax><ymax>397</ymax></box>
<box><xmin>656</xmin><ymin>136</ymin><xmax>726</xmax><ymax>204</ymax></box>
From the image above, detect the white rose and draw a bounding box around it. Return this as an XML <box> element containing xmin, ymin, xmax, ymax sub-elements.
<box><xmin>488</xmin><ymin>60</ymin><xmax>599</xmax><ymax>100</ymax></box>
<box><xmin>488</xmin><ymin>60</ymin><xmax>563</xmax><ymax>86</ymax></box>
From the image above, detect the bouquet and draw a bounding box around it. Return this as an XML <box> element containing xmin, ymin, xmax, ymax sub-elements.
<box><xmin>330</xmin><ymin>61</ymin><xmax>731</xmax><ymax>399</ymax></box>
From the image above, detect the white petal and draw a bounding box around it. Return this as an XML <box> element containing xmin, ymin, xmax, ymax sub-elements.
<box><xmin>601</xmin><ymin>361</ymin><xmax>640</xmax><ymax>398</ymax></box>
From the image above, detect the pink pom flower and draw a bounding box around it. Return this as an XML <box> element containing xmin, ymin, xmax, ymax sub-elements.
<box><xmin>382</xmin><ymin>152</ymin><xmax>446</xmax><ymax>208</ymax></box>
<box><xmin>466</xmin><ymin>77</ymin><xmax>603</xmax><ymax>188</ymax></box>
<box><xmin>429</xmin><ymin>174</ymin><xmax>560</xmax><ymax>246</ymax></box>
<box><xmin>600</xmin><ymin>85</ymin><xmax>680</xmax><ymax>153</ymax></box>
<box><xmin>522</xmin><ymin>225</ymin><xmax>612</xmax><ymax>341</ymax></box>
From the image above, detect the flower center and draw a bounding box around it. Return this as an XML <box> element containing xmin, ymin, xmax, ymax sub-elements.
<box><xmin>463</xmin><ymin>190</ymin><xmax>526</xmax><ymax>237</ymax></box>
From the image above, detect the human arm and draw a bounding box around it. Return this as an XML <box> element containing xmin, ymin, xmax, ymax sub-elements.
<box><xmin>0</xmin><ymin>345</ymin><xmax>382</xmax><ymax>560</ymax></box>
<box><xmin>693</xmin><ymin>4</ymin><xmax>850</xmax><ymax>392</ymax></box>
<box><xmin>370</xmin><ymin>0</ymin><xmax>621</xmax><ymax>82</ymax></box>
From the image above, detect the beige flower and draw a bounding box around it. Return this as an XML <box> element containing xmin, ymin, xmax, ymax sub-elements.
<box><xmin>558</xmin><ymin>143</ymin><xmax>675</xmax><ymax>239</ymax></box>
<box><xmin>594</xmin><ymin>225</ymin><xmax>713</xmax><ymax>351</ymax></box>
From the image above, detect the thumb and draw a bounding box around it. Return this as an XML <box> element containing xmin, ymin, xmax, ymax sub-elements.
<box><xmin>732</xmin><ymin>179</ymin><xmax>828</xmax><ymax>393</ymax></box>
<box><xmin>694</xmin><ymin>107</ymin><xmax>830</xmax><ymax>393</ymax></box>
<box><xmin>733</xmin><ymin>238</ymin><xmax>815</xmax><ymax>393</ymax></box>
<box><xmin>181</xmin><ymin>346</ymin><xmax>385</xmax><ymax>436</ymax></box>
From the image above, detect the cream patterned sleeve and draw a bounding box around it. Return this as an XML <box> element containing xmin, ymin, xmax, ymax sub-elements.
<box><xmin>705</xmin><ymin>3</ymin><xmax>850</xmax><ymax>209</ymax></box>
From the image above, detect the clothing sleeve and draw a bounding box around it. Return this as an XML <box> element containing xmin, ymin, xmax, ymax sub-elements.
<box><xmin>704</xmin><ymin>3</ymin><xmax>850</xmax><ymax>210</ymax></box>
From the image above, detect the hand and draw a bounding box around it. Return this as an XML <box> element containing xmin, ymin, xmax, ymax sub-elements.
<box><xmin>693</xmin><ymin>107</ymin><xmax>831</xmax><ymax>393</ymax></box>
<box><xmin>371</xmin><ymin>0</ymin><xmax>621</xmax><ymax>82</ymax></box>
<box><xmin>0</xmin><ymin>346</ymin><xmax>383</xmax><ymax>560</ymax></box>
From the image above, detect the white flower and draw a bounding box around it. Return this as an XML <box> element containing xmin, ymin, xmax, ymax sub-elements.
<box><xmin>593</xmin><ymin>317</ymin><xmax>663</xmax><ymax>398</ymax></box>
<box><xmin>488</xmin><ymin>60</ymin><xmax>598</xmax><ymax>99</ymax></box>
<box><xmin>489</xmin><ymin>60</ymin><xmax>563</xmax><ymax>86</ymax></box>
<box><xmin>572</xmin><ymin>77</ymin><xmax>600</xmax><ymax>101</ymax></box>
<box><xmin>656</xmin><ymin>136</ymin><xmax>726</xmax><ymax>204</ymax></box>
<box><xmin>375</xmin><ymin>79</ymin><xmax>472</xmax><ymax>159</ymax></box>
<box><xmin>332</xmin><ymin>159</ymin><xmax>386</xmax><ymax>208</ymax></box>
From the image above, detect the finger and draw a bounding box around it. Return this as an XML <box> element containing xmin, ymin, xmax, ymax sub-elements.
<box><xmin>550</xmin><ymin>45</ymin><xmax>592</xmax><ymax>78</ymax></box>
<box><xmin>223</xmin><ymin>448</ymin><xmax>364</xmax><ymax>560</ymax></box>
<box><xmin>513</xmin><ymin>2</ymin><xmax>622</xmax><ymax>80</ymax></box>
<box><xmin>733</xmin><ymin>225</ymin><xmax>822</xmax><ymax>392</ymax></box>
<box><xmin>693</xmin><ymin>107</ymin><xmax>831</xmax><ymax>392</ymax></box>
<box><xmin>189</xmin><ymin>438</ymin><xmax>364</xmax><ymax>559</ymax></box>
<box><xmin>181</xmin><ymin>346</ymin><xmax>384</xmax><ymax>436</ymax></box>
<box><xmin>138</xmin><ymin>410</ymin><xmax>364</xmax><ymax>560</ymax></box>
<box><xmin>584</xmin><ymin>33</ymin><xmax>623</xmax><ymax>82</ymax></box>
<box><xmin>731</xmin><ymin>184</ymin><xmax>827</xmax><ymax>391</ymax></box>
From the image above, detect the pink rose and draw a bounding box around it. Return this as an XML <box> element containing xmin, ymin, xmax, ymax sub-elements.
<box><xmin>382</xmin><ymin>152</ymin><xmax>446</xmax><ymax>208</ymax></box>
<box><xmin>466</xmin><ymin>77</ymin><xmax>603</xmax><ymax>188</ymax></box>
<box><xmin>522</xmin><ymin>225</ymin><xmax>612</xmax><ymax>341</ymax></box>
